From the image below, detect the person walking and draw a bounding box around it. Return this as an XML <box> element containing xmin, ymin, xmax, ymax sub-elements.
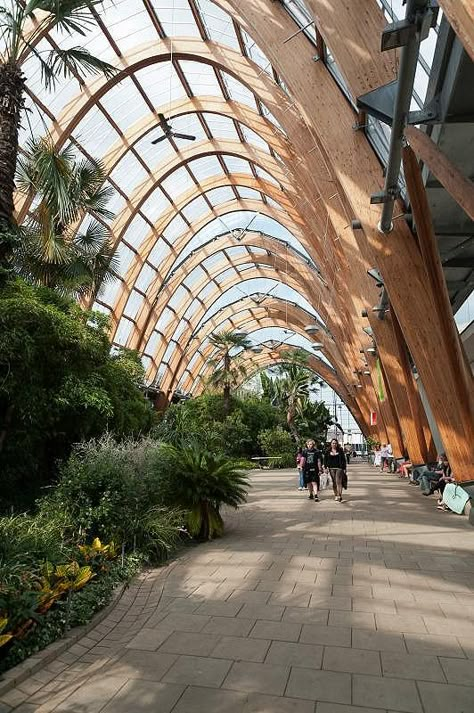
<box><xmin>301</xmin><ymin>439</ymin><xmax>322</xmax><ymax>501</ymax></box>
<box><xmin>324</xmin><ymin>438</ymin><xmax>347</xmax><ymax>502</ymax></box>
<box><xmin>296</xmin><ymin>447</ymin><xmax>305</xmax><ymax>490</ymax></box>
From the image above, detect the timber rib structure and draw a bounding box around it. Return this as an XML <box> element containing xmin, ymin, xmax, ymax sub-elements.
<box><xmin>15</xmin><ymin>0</ymin><xmax>474</xmax><ymax>479</ymax></box>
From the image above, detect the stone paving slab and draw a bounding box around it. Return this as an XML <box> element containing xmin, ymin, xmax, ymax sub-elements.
<box><xmin>1</xmin><ymin>463</ymin><xmax>474</xmax><ymax>712</ymax></box>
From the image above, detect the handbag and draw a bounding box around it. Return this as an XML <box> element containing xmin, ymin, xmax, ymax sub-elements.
<box><xmin>342</xmin><ymin>471</ymin><xmax>348</xmax><ymax>490</ymax></box>
<box><xmin>442</xmin><ymin>483</ymin><xmax>470</xmax><ymax>514</ymax></box>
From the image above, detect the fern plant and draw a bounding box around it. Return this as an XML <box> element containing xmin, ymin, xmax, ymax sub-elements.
<box><xmin>158</xmin><ymin>443</ymin><xmax>250</xmax><ymax>541</ymax></box>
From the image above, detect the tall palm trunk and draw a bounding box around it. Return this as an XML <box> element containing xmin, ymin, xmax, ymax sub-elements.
<box><xmin>0</xmin><ymin>62</ymin><xmax>24</xmax><ymax>263</ymax></box>
<box><xmin>223</xmin><ymin>351</ymin><xmax>231</xmax><ymax>415</ymax></box>
<box><xmin>287</xmin><ymin>406</ymin><xmax>299</xmax><ymax>442</ymax></box>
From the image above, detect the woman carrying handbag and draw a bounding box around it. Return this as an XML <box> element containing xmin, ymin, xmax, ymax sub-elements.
<box><xmin>324</xmin><ymin>438</ymin><xmax>347</xmax><ymax>502</ymax></box>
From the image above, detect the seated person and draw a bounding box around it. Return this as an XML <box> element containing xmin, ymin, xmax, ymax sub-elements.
<box><xmin>400</xmin><ymin>457</ymin><xmax>412</xmax><ymax>479</ymax></box>
<box><xmin>420</xmin><ymin>454</ymin><xmax>451</xmax><ymax>495</ymax></box>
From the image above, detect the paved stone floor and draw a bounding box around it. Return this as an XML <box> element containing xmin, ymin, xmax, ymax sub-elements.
<box><xmin>2</xmin><ymin>463</ymin><xmax>474</xmax><ymax>713</ymax></box>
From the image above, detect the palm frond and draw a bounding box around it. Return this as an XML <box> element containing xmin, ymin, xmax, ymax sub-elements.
<box><xmin>26</xmin><ymin>1</ymin><xmax>107</xmax><ymax>37</ymax></box>
<box><xmin>46</xmin><ymin>46</ymin><xmax>117</xmax><ymax>85</ymax></box>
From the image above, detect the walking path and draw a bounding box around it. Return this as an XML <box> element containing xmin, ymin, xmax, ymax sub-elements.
<box><xmin>2</xmin><ymin>463</ymin><xmax>474</xmax><ymax>713</ymax></box>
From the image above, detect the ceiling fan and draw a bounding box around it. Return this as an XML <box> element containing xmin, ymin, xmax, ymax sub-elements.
<box><xmin>151</xmin><ymin>113</ymin><xmax>196</xmax><ymax>144</ymax></box>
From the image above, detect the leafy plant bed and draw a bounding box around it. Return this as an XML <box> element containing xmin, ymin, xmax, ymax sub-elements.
<box><xmin>0</xmin><ymin>553</ymin><xmax>142</xmax><ymax>675</ymax></box>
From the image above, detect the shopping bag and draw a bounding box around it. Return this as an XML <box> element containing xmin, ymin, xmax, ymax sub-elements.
<box><xmin>442</xmin><ymin>483</ymin><xmax>470</xmax><ymax>514</ymax></box>
<box><xmin>320</xmin><ymin>473</ymin><xmax>331</xmax><ymax>489</ymax></box>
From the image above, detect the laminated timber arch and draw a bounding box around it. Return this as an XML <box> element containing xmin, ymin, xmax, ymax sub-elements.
<box><xmin>152</xmin><ymin>273</ymin><xmax>381</xmax><ymax>437</ymax></box>
<box><xmin>193</xmin><ymin>346</ymin><xmax>369</xmax><ymax>438</ymax></box>
<box><xmin>18</xmin><ymin>35</ymin><xmax>381</xmax><ymax>434</ymax></box>
<box><xmin>16</xmin><ymin>3</ymin><xmax>473</xmax><ymax>474</ymax></box>
<box><xmin>109</xmin><ymin>194</ymin><xmax>314</xmax><ymax>336</ymax></box>
<box><xmin>171</xmin><ymin>301</ymin><xmax>377</xmax><ymax>436</ymax></box>
<box><xmin>214</xmin><ymin>0</ymin><xmax>474</xmax><ymax>479</ymax></box>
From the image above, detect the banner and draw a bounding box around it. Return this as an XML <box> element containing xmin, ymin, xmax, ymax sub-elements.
<box><xmin>376</xmin><ymin>358</ymin><xmax>385</xmax><ymax>402</ymax></box>
<box><xmin>370</xmin><ymin>410</ymin><xmax>377</xmax><ymax>426</ymax></box>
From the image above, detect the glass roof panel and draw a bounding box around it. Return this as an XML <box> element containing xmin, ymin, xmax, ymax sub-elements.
<box><xmin>188</xmin><ymin>155</ymin><xmax>225</xmax><ymax>181</ymax></box>
<box><xmin>123</xmin><ymin>290</ymin><xmax>144</xmax><ymax>320</ymax></box>
<box><xmin>167</xmin><ymin>285</ymin><xmax>188</xmax><ymax>311</ymax></box>
<box><xmin>135</xmin><ymin>133</ymin><xmax>176</xmax><ymax>171</ymax></box>
<box><xmin>154</xmin><ymin>0</ymin><xmax>201</xmax><ymax>37</ymax></box>
<box><xmin>161</xmin><ymin>167</ymin><xmax>196</xmax><ymax>199</ymax></box>
<box><xmin>141</xmin><ymin>190</ymin><xmax>173</xmax><ymax>224</ymax></box>
<box><xmin>181</xmin><ymin>195</ymin><xmax>210</xmax><ymax>222</ymax></box>
<box><xmin>115</xmin><ymin>316</ymin><xmax>134</xmax><ymax>346</ymax></box>
<box><xmin>255</xmin><ymin>165</ymin><xmax>280</xmax><ymax>186</ymax></box>
<box><xmin>100</xmin><ymin>0</ymin><xmax>156</xmax><ymax>55</ymax></box>
<box><xmin>240</xmin><ymin>29</ymin><xmax>272</xmax><ymax>76</ymax></box>
<box><xmin>223</xmin><ymin>156</ymin><xmax>253</xmax><ymax>174</ymax></box>
<box><xmin>100</xmin><ymin>78</ymin><xmax>151</xmax><ymax>133</ymax></box>
<box><xmin>109</xmin><ymin>153</ymin><xmax>149</xmax><ymax>193</ymax></box>
<box><xmin>183</xmin><ymin>265</ymin><xmax>207</xmax><ymax>288</ymax></box>
<box><xmin>169</xmin><ymin>114</ymin><xmax>208</xmax><ymax>145</ymax></box>
<box><xmin>241</xmin><ymin>126</ymin><xmax>271</xmax><ymax>153</ymax></box>
<box><xmin>163</xmin><ymin>214</ymin><xmax>188</xmax><ymax>241</ymax></box>
<box><xmin>145</xmin><ymin>331</ymin><xmax>161</xmax><ymax>357</ymax></box>
<box><xmin>178</xmin><ymin>60</ymin><xmax>223</xmax><ymax>96</ymax></box>
<box><xmin>237</xmin><ymin>187</ymin><xmax>262</xmax><ymax>201</ymax></box>
<box><xmin>73</xmin><ymin>108</ymin><xmax>120</xmax><ymax>156</ymax></box>
<box><xmin>136</xmin><ymin>264</ymin><xmax>158</xmax><ymax>293</ymax></box>
<box><xmin>202</xmin><ymin>113</ymin><xmax>241</xmax><ymax>141</ymax></box>
<box><xmin>116</xmin><ymin>243</ymin><xmax>136</xmax><ymax>277</ymax></box>
<box><xmin>205</xmin><ymin>187</ymin><xmax>237</xmax><ymax>205</ymax></box>
<box><xmin>122</xmin><ymin>215</ymin><xmax>151</xmax><ymax>248</ymax></box>
<box><xmin>133</xmin><ymin>63</ymin><xmax>187</xmax><ymax>112</ymax></box>
<box><xmin>155</xmin><ymin>307</ymin><xmax>175</xmax><ymax>333</ymax></box>
<box><xmin>149</xmin><ymin>238</ymin><xmax>172</xmax><ymax>266</ymax></box>
<box><xmin>221</xmin><ymin>73</ymin><xmax>258</xmax><ymax>111</ymax></box>
<box><xmin>196</xmin><ymin>0</ymin><xmax>240</xmax><ymax>50</ymax></box>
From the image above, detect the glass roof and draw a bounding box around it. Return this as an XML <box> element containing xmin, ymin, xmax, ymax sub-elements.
<box><xmin>14</xmin><ymin>0</ymin><xmax>455</xmax><ymax>397</ymax></box>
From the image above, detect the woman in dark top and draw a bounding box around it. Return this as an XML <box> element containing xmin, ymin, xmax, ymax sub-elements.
<box><xmin>324</xmin><ymin>438</ymin><xmax>347</xmax><ymax>502</ymax></box>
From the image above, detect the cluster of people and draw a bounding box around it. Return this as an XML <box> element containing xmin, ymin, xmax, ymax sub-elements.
<box><xmin>388</xmin><ymin>450</ymin><xmax>458</xmax><ymax>513</ymax></box>
<box><xmin>372</xmin><ymin>443</ymin><xmax>394</xmax><ymax>471</ymax></box>
<box><xmin>406</xmin><ymin>453</ymin><xmax>454</xmax><ymax>510</ymax></box>
<box><xmin>296</xmin><ymin>438</ymin><xmax>348</xmax><ymax>503</ymax></box>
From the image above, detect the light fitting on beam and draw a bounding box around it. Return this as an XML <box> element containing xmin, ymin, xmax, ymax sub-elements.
<box><xmin>367</xmin><ymin>268</ymin><xmax>384</xmax><ymax>287</ymax></box>
<box><xmin>366</xmin><ymin>347</ymin><xmax>377</xmax><ymax>355</ymax></box>
<box><xmin>233</xmin><ymin>330</ymin><xmax>248</xmax><ymax>338</ymax></box>
<box><xmin>311</xmin><ymin>342</ymin><xmax>323</xmax><ymax>350</ymax></box>
<box><xmin>251</xmin><ymin>346</ymin><xmax>263</xmax><ymax>354</ymax></box>
<box><xmin>363</xmin><ymin>370</ymin><xmax>371</xmax><ymax>375</ymax></box>
<box><xmin>304</xmin><ymin>324</ymin><xmax>320</xmax><ymax>334</ymax></box>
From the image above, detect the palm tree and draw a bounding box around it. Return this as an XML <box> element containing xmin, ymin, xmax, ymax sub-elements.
<box><xmin>0</xmin><ymin>0</ymin><xmax>117</xmax><ymax>265</ymax></box>
<box><xmin>13</xmin><ymin>136</ymin><xmax>118</xmax><ymax>296</ymax></box>
<box><xmin>158</xmin><ymin>442</ymin><xmax>250</xmax><ymax>540</ymax></box>
<box><xmin>275</xmin><ymin>362</ymin><xmax>315</xmax><ymax>442</ymax></box>
<box><xmin>207</xmin><ymin>330</ymin><xmax>252</xmax><ymax>414</ymax></box>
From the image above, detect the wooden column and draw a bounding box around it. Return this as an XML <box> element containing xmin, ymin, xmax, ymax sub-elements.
<box><xmin>369</xmin><ymin>315</ymin><xmax>431</xmax><ymax>465</ymax></box>
<box><xmin>378</xmin><ymin>360</ymin><xmax>407</xmax><ymax>458</ymax></box>
<box><xmin>402</xmin><ymin>146</ymin><xmax>474</xmax><ymax>478</ymax></box>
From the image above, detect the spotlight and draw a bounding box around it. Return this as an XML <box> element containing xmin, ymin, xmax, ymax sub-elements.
<box><xmin>366</xmin><ymin>347</ymin><xmax>377</xmax><ymax>355</ymax></box>
<box><xmin>251</xmin><ymin>346</ymin><xmax>263</xmax><ymax>354</ymax></box>
<box><xmin>311</xmin><ymin>342</ymin><xmax>323</xmax><ymax>350</ymax></box>
<box><xmin>367</xmin><ymin>268</ymin><xmax>384</xmax><ymax>287</ymax></box>
<box><xmin>363</xmin><ymin>370</ymin><xmax>371</xmax><ymax>375</ymax></box>
<box><xmin>304</xmin><ymin>324</ymin><xmax>320</xmax><ymax>334</ymax></box>
<box><xmin>233</xmin><ymin>330</ymin><xmax>248</xmax><ymax>338</ymax></box>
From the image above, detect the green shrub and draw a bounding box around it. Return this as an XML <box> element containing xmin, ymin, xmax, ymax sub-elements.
<box><xmin>258</xmin><ymin>427</ymin><xmax>295</xmax><ymax>467</ymax></box>
<box><xmin>157</xmin><ymin>443</ymin><xmax>250</xmax><ymax>540</ymax></box>
<box><xmin>0</xmin><ymin>279</ymin><xmax>154</xmax><ymax>510</ymax></box>
<box><xmin>49</xmin><ymin>436</ymin><xmax>182</xmax><ymax>556</ymax></box>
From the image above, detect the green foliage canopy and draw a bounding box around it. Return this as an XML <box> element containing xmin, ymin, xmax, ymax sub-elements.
<box><xmin>0</xmin><ymin>280</ymin><xmax>153</xmax><ymax>508</ymax></box>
